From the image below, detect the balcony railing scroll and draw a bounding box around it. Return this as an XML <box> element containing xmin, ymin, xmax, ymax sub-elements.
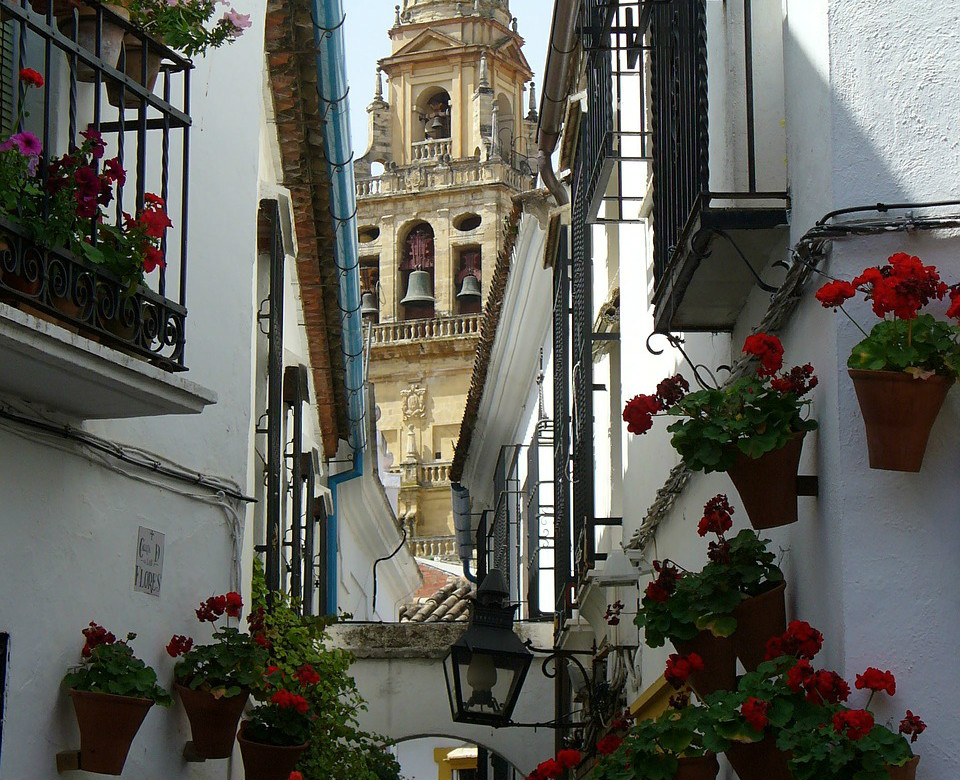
<box><xmin>0</xmin><ymin>0</ymin><xmax>192</xmax><ymax>370</ymax></box>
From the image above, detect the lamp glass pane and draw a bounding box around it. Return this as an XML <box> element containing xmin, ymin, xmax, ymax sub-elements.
<box><xmin>455</xmin><ymin>650</ymin><xmax>521</xmax><ymax>720</ymax></box>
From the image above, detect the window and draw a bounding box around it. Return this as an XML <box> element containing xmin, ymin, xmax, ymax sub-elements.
<box><xmin>415</xmin><ymin>87</ymin><xmax>451</xmax><ymax>142</ymax></box>
<box><xmin>400</xmin><ymin>222</ymin><xmax>435</xmax><ymax>320</ymax></box>
<box><xmin>455</xmin><ymin>246</ymin><xmax>482</xmax><ymax>315</ymax></box>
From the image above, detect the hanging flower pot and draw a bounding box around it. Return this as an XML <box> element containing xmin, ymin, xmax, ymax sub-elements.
<box><xmin>237</xmin><ymin>723</ymin><xmax>308</xmax><ymax>780</ymax></box>
<box><xmin>69</xmin><ymin>690</ymin><xmax>153</xmax><ymax>775</ymax></box>
<box><xmin>887</xmin><ymin>756</ymin><xmax>920</xmax><ymax>780</ymax></box>
<box><xmin>107</xmin><ymin>34</ymin><xmax>163</xmax><ymax>109</ymax></box>
<box><xmin>726</xmin><ymin>433</ymin><xmax>805</xmax><ymax>529</ymax></box>
<box><xmin>176</xmin><ymin>683</ymin><xmax>248</xmax><ymax>759</ymax></box>
<box><xmin>732</xmin><ymin>582</ymin><xmax>787</xmax><ymax>672</ymax></box>
<box><xmin>675</xmin><ymin>754</ymin><xmax>720</xmax><ymax>780</ymax></box>
<box><xmin>848</xmin><ymin>369</ymin><xmax>952</xmax><ymax>472</ymax></box>
<box><xmin>673</xmin><ymin>631</ymin><xmax>737</xmax><ymax>698</ymax></box>
<box><xmin>725</xmin><ymin>735</ymin><xmax>792</xmax><ymax>780</ymax></box>
<box><xmin>57</xmin><ymin>4</ymin><xmax>130</xmax><ymax>83</ymax></box>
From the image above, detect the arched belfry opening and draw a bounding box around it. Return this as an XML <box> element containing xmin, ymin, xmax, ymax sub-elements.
<box><xmin>400</xmin><ymin>221</ymin><xmax>436</xmax><ymax>320</ymax></box>
<box><xmin>416</xmin><ymin>87</ymin><xmax>452</xmax><ymax>142</ymax></box>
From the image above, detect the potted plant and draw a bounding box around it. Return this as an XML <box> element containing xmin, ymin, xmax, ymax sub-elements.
<box><xmin>63</xmin><ymin>621</ymin><xmax>172</xmax><ymax>775</ymax></box>
<box><xmin>55</xmin><ymin>0</ymin><xmax>131</xmax><ymax>82</ymax></box>
<box><xmin>238</xmin><ymin>665</ymin><xmax>319</xmax><ymax>780</ymax></box>
<box><xmin>635</xmin><ymin>495</ymin><xmax>785</xmax><ymax>695</ymax></box>
<box><xmin>110</xmin><ymin>0</ymin><xmax>249</xmax><ymax>107</ymax></box>
<box><xmin>588</xmin><ymin>704</ymin><xmax>720</xmax><ymax>780</ymax></box>
<box><xmin>523</xmin><ymin>748</ymin><xmax>582</xmax><ymax>780</ymax></box>
<box><xmin>623</xmin><ymin>334</ymin><xmax>818</xmax><ymax>527</ymax></box>
<box><xmin>698</xmin><ymin>621</ymin><xmax>924</xmax><ymax>780</ymax></box>
<box><xmin>816</xmin><ymin>252</ymin><xmax>960</xmax><ymax>471</ymax></box>
<box><xmin>166</xmin><ymin>591</ymin><xmax>268</xmax><ymax>759</ymax></box>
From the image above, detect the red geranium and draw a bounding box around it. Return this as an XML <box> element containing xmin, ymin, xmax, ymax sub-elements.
<box><xmin>556</xmin><ymin>749</ymin><xmax>581</xmax><ymax>768</ymax></box>
<box><xmin>899</xmin><ymin>710</ymin><xmax>926</xmax><ymax>743</ymax></box>
<box><xmin>855</xmin><ymin>667</ymin><xmax>896</xmax><ymax>696</ymax></box>
<box><xmin>534</xmin><ymin>759</ymin><xmax>562</xmax><ymax>779</ymax></box>
<box><xmin>770</xmin><ymin>364</ymin><xmax>818</xmax><ymax>396</ymax></box>
<box><xmin>622</xmin><ymin>393</ymin><xmax>660</xmax><ymax>434</ymax></box>
<box><xmin>271</xmin><ymin>689</ymin><xmax>309</xmax><ymax>714</ymax></box>
<box><xmin>165</xmin><ymin>634</ymin><xmax>194</xmax><ymax>657</ymax></box>
<box><xmin>815</xmin><ymin>279</ymin><xmax>856</xmax><ymax>308</ymax></box>
<box><xmin>664</xmin><ymin>652</ymin><xmax>704</xmax><ymax>689</ymax></box>
<box><xmin>697</xmin><ymin>493</ymin><xmax>734</xmax><ymax>537</ymax></box>
<box><xmin>224</xmin><ymin>591</ymin><xmax>243</xmax><ymax>618</ymax></box>
<box><xmin>765</xmin><ymin>620</ymin><xmax>824</xmax><ymax>661</ymax></box>
<box><xmin>644</xmin><ymin>560</ymin><xmax>681</xmax><ymax>603</ymax></box>
<box><xmin>655</xmin><ymin>374</ymin><xmax>689</xmax><ymax>407</ymax></box>
<box><xmin>19</xmin><ymin>67</ymin><xmax>44</xmax><ymax>88</ymax></box>
<box><xmin>81</xmin><ymin>622</ymin><xmax>117</xmax><ymax>657</ymax></box>
<box><xmin>832</xmin><ymin>709</ymin><xmax>874</xmax><ymax>741</ymax></box>
<box><xmin>294</xmin><ymin>664</ymin><xmax>321</xmax><ymax>686</ymax></box>
<box><xmin>741</xmin><ymin>697</ymin><xmax>769</xmax><ymax>731</ymax></box>
<box><xmin>742</xmin><ymin>333</ymin><xmax>784</xmax><ymax>376</ymax></box>
<box><xmin>595</xmin><ymin>734</ymin><xmax>623</xmax><ymax>755</ymax></box>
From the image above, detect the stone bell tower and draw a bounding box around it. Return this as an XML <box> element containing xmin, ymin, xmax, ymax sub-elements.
<box><xmin>354</xmin><ymin>0</ymin><xmax>536</xmax><ymax>560</ymax></box>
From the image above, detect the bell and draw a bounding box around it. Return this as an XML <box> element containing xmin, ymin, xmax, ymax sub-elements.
<box><xmin>360</xmin><ymin>290</ymin><xmax>379</xmax><ymax>319</ymax></box>
<box><xmin>457</xmin><ymin>275</ymin><xmax>482</xmax><ymax>302</ymax></box>
<box><xmin>426</xmin><ymin>115</ymin><xmax>446</xmax><ymax>139</ymax></box>
<box><xmin>401</xmin><ymin>270</ymin><xmax>435</xmax><ymax>306</ymax></box>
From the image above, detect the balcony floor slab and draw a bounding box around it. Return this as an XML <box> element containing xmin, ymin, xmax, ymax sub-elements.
<box><xmin>0</xmin><ymin>303</ymin><xmax>216</xmax><ymax>420</ymax></box>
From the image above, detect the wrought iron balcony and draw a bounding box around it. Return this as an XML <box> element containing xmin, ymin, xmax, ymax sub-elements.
<box><xmin>0</xmin><ymin>0</ymin><xmax>192</xmax><ymax>371</ymax></box>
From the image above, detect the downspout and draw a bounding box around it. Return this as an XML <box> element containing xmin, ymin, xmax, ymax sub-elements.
<box><xmin>537</xmin><ymin>0</ymin><xmax>580</xmax><ymax>206</ymax></box>
<box><xmin>313</xmin><ymin>0</ymin><xmax>364</xmax><ymax>615</ymax></box>
<box><xmin>451</xmin><ymin>482</ymin><xmax>478</xmax><ymax>583</ymax></box>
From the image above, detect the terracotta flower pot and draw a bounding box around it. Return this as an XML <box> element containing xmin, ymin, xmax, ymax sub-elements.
<box><xmin>107</xmin><ymin>34</ymin><xmax>163</xmax><ymax>109</ymax></box>
<box><xmin>849</xmin><ymin>369</ymin><xmax>953</xmax><ymax>472</ymax></box>
<box><xmin>732</xmin><ymin>582</ymin><xmax>787</xmax><ymax>672</ymax></box>
<box><xmin>57</xmin><ymin>4</ymin><xmax>129</xmax><ymax>82</ymax></box>
<box><xmin>69</xmin><ymin>689</ymin><xmax>153</xmax><ymax>775</ymax></box>
<box><xmin>237</xmin><ymin>723</ymin><xmax>308</xmax><ymax>780</ymax></box>
<box><xmin>725</xmin><ymin>735</ymin><xmax>792</xmax><ymax>780</ymax></box>
<box><xmin>887</xmin><ymin>756</ymin><xmax>920</xmax><ymax>780</ymax></box>
<box><xmin>675</xmin><ymin>753</ymin><xmax>720</xmax><ymax>780</ymax></box>
<box><xmin>176</xmin><ymin>683</ymin><xmax>249</xmax><ymax>759</ymax></box>
<box><xmin>673</xmin><ymin>631</ymin><xmax>737</xmax><ymax>698</ymax></box>
<box><xmin>27</xmin><ymin>0</ymin><xmax>81</xmax><ymax>18</ymax></box>
<box><xmin>726</xmin><ymin>433</ymin><xmax>805</xmax><ymax>529</ymax></box>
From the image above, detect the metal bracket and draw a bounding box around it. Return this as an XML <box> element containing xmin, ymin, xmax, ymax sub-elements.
<box><xmin>182</xmin><ymin>741</ymin><xmax>206</xmax><ymax>762</ymax></box>
<box><xmin>55</xmin><ymin>751</ymin><xmax>81</xmax><ymax>773</ymax></box>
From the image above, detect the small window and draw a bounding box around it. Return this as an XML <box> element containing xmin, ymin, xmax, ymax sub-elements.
<box><xmin>358</xmin><ymin>226</ymin><xmax>381</xmax><ymax>244</ymax></box>
<box><xmin>454</xmin><ymin>213</ymin><xmax>482</xmax><ymax>232</ymax></box>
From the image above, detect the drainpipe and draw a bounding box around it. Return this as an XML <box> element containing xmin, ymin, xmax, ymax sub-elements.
<box><xmin>313</xmin><ymin>0</ymin><xmax>364</xmax><ymax>615</ymax></box>
<box><xmin>536</xmin><ymin>0</ymin><xmax>579</xmax><ymax>206</ymax></box>
<box><xmin>451</xmin><ymin>482</ymin><xmax>478</xmax><ymax>583</ymax></box>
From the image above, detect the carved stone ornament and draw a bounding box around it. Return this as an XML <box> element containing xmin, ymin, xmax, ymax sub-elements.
<box><xmin>401</xmin><ymin>383</ymin><xmax>427</xmax><ymax>420</ymax></box>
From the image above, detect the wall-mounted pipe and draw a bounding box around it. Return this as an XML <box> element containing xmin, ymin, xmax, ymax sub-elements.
<box><xmin>536</xmin><ymin>0</ymin><xmax>580</xmax><ymax>206</ymax></box>
<box><xmin>313</xmin><ymin>0</ymin><xmax>364</xmax><ymax>615</ymax></box>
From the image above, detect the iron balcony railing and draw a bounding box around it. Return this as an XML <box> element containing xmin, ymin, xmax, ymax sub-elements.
<box><xmin>0</xmin><ymin>0</ymin><xmax>191</xmax><ymax>370</ymax></box>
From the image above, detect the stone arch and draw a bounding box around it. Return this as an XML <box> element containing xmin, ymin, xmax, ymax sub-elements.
<box><xmin>328</xmin><ymin>622</ymin><xmax>555</xmax><ymax>775</ymax></box>
<box><xmin>391</xmin><ymin>734</ymin><xmax>524</xmax><ymax>777</ymax></box>
<box><xmin>495</xmin><ymin>93</ymin><xmax>515</xmax><ymax>157</ymax></box>
<box><xmin>414</xmin><ymin>86</ymin><xmax>452</xmax><ymax>142</ymax></box>
<box><xmin>398</xmin><ymin>220</ymin><xmax>436</xmax><ymax>320</ymax></box>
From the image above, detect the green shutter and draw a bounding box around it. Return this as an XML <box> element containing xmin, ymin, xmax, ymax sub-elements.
<box><xmin>0</xmin><ymin>20</ymin><xmax>14</xmax><ymax>134</ymax></box>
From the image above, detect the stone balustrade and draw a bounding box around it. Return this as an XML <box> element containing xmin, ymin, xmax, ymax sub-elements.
<box><xmin>371</xmin><ymin>314</ymin><xmax>481</xmax><ymax>346</ymax></box>
<box><xmin>410</xmin><ymin>535</ymin><xmax>458</xmax><ymax>559</ymax></box>
<box><xmin>419</xmin><ymin>461</ymin><xmax>452</xmax><ymax>485</ymax></box>
<box><xmin>355</xmin><ymin>157</ymin><xmax>534</xmax><ymax>199</ymax></box>
<box><xmin>411</xmin><ymin>138</ymin><xmax>453</xmax><ymax>161</ymax></box>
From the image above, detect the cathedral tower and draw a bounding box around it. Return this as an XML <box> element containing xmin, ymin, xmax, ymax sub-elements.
<box><xmin>355</xmin><ymin>0</ymin><xmax>536</xmax><ymax>556</ymax></box>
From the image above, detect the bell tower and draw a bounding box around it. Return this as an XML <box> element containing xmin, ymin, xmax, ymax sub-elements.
<box><xmin>354</xmin><ymin>0</ymin><xmax>536</xmax><ymax>559</ymax></box>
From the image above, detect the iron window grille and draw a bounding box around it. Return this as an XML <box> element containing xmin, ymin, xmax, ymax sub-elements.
<box><xmin>0</xmin><ymin>0</ymin><xmax>191</xmax><ymax>370</ymax></box>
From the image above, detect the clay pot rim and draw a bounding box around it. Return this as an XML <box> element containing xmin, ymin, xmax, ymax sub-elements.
<box><xmin>69</xmin><ymin>688</ymin><xmax>154</xmax><ymax>706</ymax></box>
<box><xmin>174</xmin><ymin>680</ymin><xmax>250</xmax><ymax>697</ymax></box>
<box><xmin>848</xmin><ymin>368</ymin><xmax>956</xmax><ymax>384</ymax></box>
<box><xmin>237</xmin><ymin>722</ymin><xmax>308</xmax><ymax>751</ymax></box>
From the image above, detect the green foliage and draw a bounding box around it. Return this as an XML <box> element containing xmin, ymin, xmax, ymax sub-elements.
<box><xmin>128</xmin><ymin>0</ymin><xmax>244</xmax><ymax>57</ymax></box>
<box><xmin>64</xmin><ymin>637</ymin><xmax>172</xmax><ymax>706</ymax></box>
<box><xmin>848</xmin><ymin>314</ymin><xmax>960</xmax><ymax>377</ymax></box>
<box><xmin>589</xmin><ymin>709</ymin><xmax>709</xmax><ymax>780</ymax></box>
<box><xmin>250</xmin><ymin>559</ymin><xmax>402</xmax><ymax>780</ymax></box>
<box><xmin>635</xmin><ymin>530</ymin><xmax>783</xmax><ymax>648</ymax></box>
<box><xmin>777</xmin><ymin>718</ymin><xmax>913</xmax><ymax>780</ymax></box>
<box><xmin>666</xmin><ymin>376</ymin><xmax>817</xmax><ymax>473</ymax></box>
<box><xmin>174</xmin><ymin>625</ymin><xmax>268</xmax><ymax>697</ymax></box>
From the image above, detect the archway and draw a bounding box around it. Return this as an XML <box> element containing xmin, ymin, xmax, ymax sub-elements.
<box><xmin>392</xmin><ymin>734</ymin><xmax>525</xmax><ymax>780</ymax></box>
<box><xmin>399</xmin><ymin>221</ymin><xmax>436</xmax><ymax>320</ymax></box>
<box><xmin>415</xmin><ymin>87</ymin><xmax>452</xmax><ymax>143</ymax></box>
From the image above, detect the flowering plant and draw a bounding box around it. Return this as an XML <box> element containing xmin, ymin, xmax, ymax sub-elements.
<box><xmin>588</xmin><ymin>706</ymin><xmax>715</xmax><ymax>780</ymax></box>
<box><xmin>0</xmin><ymin>70</ymin><xmax>45</xmax><ymax>223</ymax></box>
<box><xmin>634</xmin><ymin>495</ymin><xmax>783</xmax><ymax>646</ymax></box>
<box><xmin>63</xmin><ymin>622</ymin><xmax>172</xmax><ymax>705</ymax></box>
<box><xmin>698</xmin><ymin>621</ymin><xmax>923</xmax><ymax>779</ymax></box>
<box><xmin>242</xmin><ymin>665</ymin><xmax>319</xmax><ymax>747</ymax></box>
<box><xmin>816</xmin><ymin>252</ymin><xmax>960</xmax><ymax>378</ymax></box>
<box><xmin>524</xmin><ymin>748</ymin><xmax>581</xmax><ymax>780</ymax></box>
<box><xmin>623</xmin><ymin>334</ymin><xmax>817</xmax><ymax>473</ymax></box>
<box><xmin>166</xmin><ymin>592</ymin><xmax>268</xmax><ymax>698</ymax></box>
<box><xmin>127</xmin><ymin>0</ymin><xmax>251</xmax><ymax>57</ymax></box>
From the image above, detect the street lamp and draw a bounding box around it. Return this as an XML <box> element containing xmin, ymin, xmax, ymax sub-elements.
<box><xmin>443</xmin><ymin>569</ymin><xmax>533</xmax><ymax>726</ymax></box>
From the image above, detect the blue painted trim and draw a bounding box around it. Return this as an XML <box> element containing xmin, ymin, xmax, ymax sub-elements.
<box><xmin>313</xmin><ymin>0</ymin><xmax>364</xmax><ymax>615</ymax></box>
